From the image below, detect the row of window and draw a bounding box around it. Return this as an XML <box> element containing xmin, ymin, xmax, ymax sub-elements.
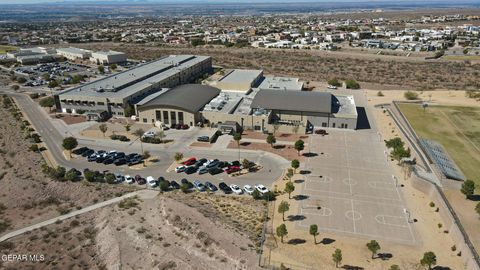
<box><xmin>321</xmin><ymin>122</ymin><xmax>348</xmax><ymax>129</ymax></box>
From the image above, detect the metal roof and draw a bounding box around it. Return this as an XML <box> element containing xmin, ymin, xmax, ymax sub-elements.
<box><xmin>257</xmin><ymin>76</ymin><xmax>303</xmax><ymax>91</ymax></box>
<box><xmin>219</xmin><ymin>69</ymin><xmax>262</xmax><ymax>84</ymax></box>
<box><xmin>138</xmin><ymin>84</ymin><xmax>221</xmax><ymax>113</ymax></box>
<box><xmin>420</xmin><ymin>139</ymin><xmax>466</xmax><ymax>181</ymax></box>
<box><xmin>251</xmin><ymin>89</ymin><xmax>332</xmax><ymax>114</ymax></box>
<box><xmin>57</xmin><ymin>55</ymin><xmax>210</xmax><ymax>100</ymax></box>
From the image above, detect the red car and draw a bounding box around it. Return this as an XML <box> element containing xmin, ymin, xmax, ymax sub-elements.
<box><xmin>225</xmin><ymin>166</ymin><xmax>241</xmax><ymax>174</ymax></box>
<box><xmin>183</xmin><ymin>157</ymin><xmax>197</xmax><ymax>166</ymax></box>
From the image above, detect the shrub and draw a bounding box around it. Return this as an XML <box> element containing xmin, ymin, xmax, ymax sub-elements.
<box><xmin>377</xmin><ymin>91</ymin><xmax>384</xmax><ymax>97</ymax></box>
<box><xmin>345</xmin><ymin>79</ymin><xmax>360</xmax><ymax>89</ymax></box>
<box><xmin>404</xmin><ymin>91</ymin><xmax>419</xmax><ymax>100</ymax></box>
<box><xmin>327</xmin><ymin>78</ymin><xmax>342</xmax><ymax>87</ymax></box>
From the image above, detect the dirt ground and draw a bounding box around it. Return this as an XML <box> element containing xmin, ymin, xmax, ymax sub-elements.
<box><xmin>242</xmin><ymin>131</ymin><xmax>309</xmax><ymax>143</ymax></box>
<box><xmin>227</xmin><ymin>141</ymin><xmax>305</xmax><ymax>162</ymax></box>
<box><xmin>0</xmin><ymin>96</ymin><xmax>135</xmax><ymax>234</ymax></box>
<box><xmin>51</xmin><ymin>113</ymin><xmax>87</xmax><ymax>125</ymax></box>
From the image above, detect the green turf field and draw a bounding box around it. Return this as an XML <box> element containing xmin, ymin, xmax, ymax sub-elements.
<box><xmin>0</xmin><ymin>45</ymin><xmax>18</xmax><ymax>54</ymax></box>
<box><xmin>399</xmin><ymin>103</ymin><xmax>480</xmax><ymax>189</ymax></box>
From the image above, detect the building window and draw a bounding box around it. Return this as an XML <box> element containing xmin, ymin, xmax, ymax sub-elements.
<box><xmin>117</xmin><ymin>112</ymin><xmax>123</xmax><ymax>116</ymax></box>
<box><xmin>178</xmin><ymin>112</ymin><xmax>184</xmax><ymax>124</ymax></box>
<box><xmin>97</xmin><ymin>102</ymin><xmax>105</xmax><ymax>105</ymax></box>
<box><xmin>155</xmin><ymin>110</ymin><xmax>161</xmax><ymax>121</ymax></box>
<box><xmin>254</xmin><ymin>125</ymin><xmax>261</xmax><ymax>131</ymax></box>
<box><xmin>345</xmin><ymin>124</ymin><xmax>348</xmax><ymax>129</ymax></box>
<box><xmin>322</xmin><ymin>122</ymin><xmax>327</xmax><ymax>127</ymax></box>
<box><xmin>163</xmin><ymin>111</ymin><xmax>169</xmax><ymax>125</ymax></box>
<box><xmin>170</xmin><ymin>111</ymin><xmax>176</xmax><ymax>124</ymax></box>
<box><xmin>332</xmin><ymin>123</ymin><xmax>336</xmax><ymax>128</ymax></box>
<box><xmin>143</xmin><ymin>118</ymin><xmax>147</xmax><ymax>123</ymax></box>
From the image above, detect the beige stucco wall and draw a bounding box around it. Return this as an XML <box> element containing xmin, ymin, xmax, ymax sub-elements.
<box><xmin>137</xmin><ymin>107</ymin><xmax>196</xmax><ymax>126</ymax></box>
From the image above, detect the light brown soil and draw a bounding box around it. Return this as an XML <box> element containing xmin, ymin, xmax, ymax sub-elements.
<box><xmin>242</xmin><ymin>131</ymin><xmax>309</xmax><ymax>142</ymax></box>
<box><xmin>227</xmin><ymin>141</ymin><xmax>305</xmax><ymax>162</ymax></box>
<box><xmin>50</xmin><ymin>113</ymin><xmax>87</xmax><ymax>125</ymax></box>
<box><xmin>0</xmin><ymin>96</ymin><xmax>136</xmax><ymax>233</ymax></box>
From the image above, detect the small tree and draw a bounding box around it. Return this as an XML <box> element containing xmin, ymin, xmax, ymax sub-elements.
<box><xmin>174</xmin><ymin>152</ymin><xmax>184</xmax><ymax>163</ymax></box>
<box><xmin>233</xmin><ymin>132</ymin><xmax>242</xmax><ymax>160</ymax></box>
<box><xmin>242</xmin><ymin>159</ymin><xmax>252</xmax><ymax>170</ymax></box>
<box><xmin>267</xmin><ymin>134</ymin><xmax>276</xmax><ymax>148</ymax></box>
<box><xmin>284</xmin><ymin>181</ymin><xmax>295</xmax><ymax>199</ymax></box>
<box><xmin>309</xmin><ymin>224</ymin><xmax>319</xmax><ymax>244</ymax></box>
<box><xmin>155</xmin><ymin>130</ymin><xmax>166</xmax><ymax>142</ymax></box>
<box><xmin>404</xmin><ymin>91</ymin><xmax>419</xmax><ymax>100</ymax></box>
<box><xmin>286</xmin><ymin>168</ymin><xmax>294</xmax><ymax>180</ymax></box>
<box><xmin>332</xmin><ymin>249</ymin><xmax>342</xmax><ymax>268</ymax></box>
<box><xmin>273</xmin><ymin>124</ymin><xmax>280</xmax><ymax>135</ymax></box>
<box><xmin>276</xmin><ymin>224</ymin><xmax>288</xmax><ymax>243</ymax></box>
<box><xmin>124</xmin><ymin>124</ymin><xmax>131</xmax><ymax>132</ymax></box>
<box><xmin>62</xmin><ymin>137</ymin><xmax>78</xmax><ymax>157</ymax></box>
<box><xmin>420</xmin><ymin>251</ymin><xmax>436</xmax><ymax>270</ymax></box>
<box><xmin>98</xmin><ymin>65</ymin><xmax>105</xmax><ymax>74</ymax></box>
<box><xmin>278</xmin><ymin>201</ymin><xmax>290</xmax><ymax>221</ymax></box>
<box><xmin>109</xmin><ymin>63</ymin><xmax>117</xmax><ymax>70</ymax></box>
<box><xmin>366</xmin><ymin>240</ymin><xmax>381</xmax><ymax>259</ymax></box>
<box><xmin>159</xmin><ymin>181</ymin><xmax>170</xmax><ymax>192</ymax></box>
<box><xmin>291</xmin><ymin>159</ymin><xmax>300</xmax><ymax>173</ymax></box>
<box><xmin>99</xmin><ymin>123</ymin><xmax>108</xmax><ymax>137</ymax></box>
<box><xmin>294</xmin><ymin>140</ymin><xmax>304</xmax><ymax>156</ymax></box>
<box><xmin>124</xmin><ymin>104</ymin><xmax>135</xmax><ymax>117</ymax></box>
<box><xmin>39</xmin><ymin>96</ymin><xmax>55</xmax><ymax>112</ymax></box>
<box><xmin>180</xmin><ymin>183</ymin><xmax>189</xmax><ymax>193</ymax></box>
<box><xmin>461</xmin><ymin>179</ymin><xmax>475</xmax><ymax>199</ymax></box>
<box><xmin>143</xmin><ymin>150</ymin><xmax>150</xmax><ymax>160</ymax></box>
<box><xmin>65</xmin><ymin>170</ymin><xmax>78</xmax><ymax>182</ymax></box>
<box><xmin>29</xmin><ymin>144</ymin><xmax>39</xmax><ymax>152</ymax></box>
<box><xmin>11</xmin><ymin>85</ymin><xmax>20</xmax><ymax>91</ymax></box>
<box><xmin>328</xmin><ymin>78</ymin><xmax>341</xmax><ymax>87</ymax></box>
<box><xmin>475</xmin><ymin>202</ymin><xmax>480</xmax><ymax>217</ymax></box>
<box><xmin>48</xmin><ymin>80</ymin><xmax>59</xmax><ymax>89</ymax></box>
<box><xmin>377</xmin><ymin>91</ymin><xmax>384</xmax><ymax>97</ymax></box>
<box><xmin>345</xmin><ymin>79</ymin><xmax>360</xmax><ymax>89</ymax></box>
<box><xmin>105</xmin><ymin>174</ymin><xmax>116</xmax><ymax>184</ymax></box>
<box><xmin>252</xmin><ymin>189</ymin><xmax>261</xmax><ymax>200</ymax></box>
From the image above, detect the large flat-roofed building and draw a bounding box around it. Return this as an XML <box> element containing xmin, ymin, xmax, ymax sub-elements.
<box><xmin>206</xmin><ymin>69</ymin><xmax>263</xmax><ymax>93</ymax></box>
<box><xmin>136</xmin><ymin>84</ymin><xmax>221</xmax><ymax>126</ymax></box>
<box><xmin>257</xmin><ymin>76</ymin><xmax>304</xmax><ymax>91</ymax></box>
<box><xmin>57</xmin><ymin>47</ymin><xmax>92</xmax><ymax>61</ymax></box>
<box><xmin>55</xmin><ymin>55</ymin><xmax>212</xmax><ymax>120</ymax></box>
<box><xmin>90</xmin><ymin>50</ymin><xmax>127</xmax><ymax>65</ymax></box>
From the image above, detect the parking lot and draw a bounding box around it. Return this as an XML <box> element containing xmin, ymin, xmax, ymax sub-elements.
<box><xmin>297</xmin><ymin>128</ymin><xmax>417</xmax><ymax>244</ymax></box>
<box><xmin>14</xmin><ymin>62</ymin><xmax>95</xmax><ymax>87</ymax></box>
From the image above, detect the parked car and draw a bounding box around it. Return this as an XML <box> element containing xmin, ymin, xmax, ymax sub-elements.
<box><xmin>81</xmin><ymin>149</ymin><xmax>94</xmax><ymax>157</ymax></box>
<box><xmin>195</xmin><ymin>158</ymin><xmax>207</xmax><ymax>167</ymax></box>
<box><xmin>103</xmin><ymin>158</ymin><xmax>115</xmax><ymax>165</ymax></box>
<box><xmin>206</xmin><ymin>159</ymin><xmax>219</xmax><ymax>169</ymax></box>
<box><xmin>87</xmin><ymin>154</ymin><xmax>98</xmax><ymax>162</ymax></box>
<box><xmin>198</xmin><ymin>166</ymin><xmax>208</xmax><ymax>175</ymax></box>
<box><xmin>114</xmin><ymin>158</ymin><xmax>127</xmax><ymax>166</ymax></box>
<box><xmin>72</xmin><ymin>147</ymin><xmax>89</xmax><ymax>155</ymax></box>
<box><xmin>185</xmin><ymin>166</ymin><xmax>197</xmax><ymax>174</ymax></box>
<box><xmin>243</xmin><ymin>185</ymin><xmax>255</xmax><ymax>195</ymax></box>
<box><xmin>175</xmin><ymin>166</ymin><xmax>186</xmax><ymax>173</ymax></box>
<box><xmin>181</xmin><ymin>178</ymin><xmax>193</xmax><ymax>188</ymax></box>
<box><xmin>146</xmin><ymin>176</ymin><xmax>158</xmax><ymax>187</ymax></box>
<box><xmin>95</xmin><ymin>156</ymin><xmax>106</xmax><ymax>163</ymax></box>
<box><xmin>158</xmin><ymin>176</ymin><xmax>166</xmax><ymax>182</ymax></box>
<box><xmin>205</xmin><ymin>181</ymin><xmax>217</xmax><ymax>192</ymax></box>
<box><xmin>181</xmin><ymin>124</ymin><xmax>189</xmax><ymax>130</ymax></box>
<box><xmin>230</xmin><ymin>160</ymin><xmax>241</xmax><ymax>167</ymax></box>
<box><xmin>230</xmin><ymin>184</ymin><xmax>243</xmax><ymax>195</ymax></box>
<box><xmin>208</xmin><ymin>167</ymin><xmax>223</xmax><ymax>175</ymax></box>
<box><xmin>183</xmin><ymin>157</ymin><xmax>197</xmax><ymax>166</ymax></box>
<box><xmin>125</xmin><ymin>175</ymin><xmax>134</xmax><ymax>184</ymax></box>
<box><xmin>137</xmin><ymin>178</ymin><xmax>146</xmax><ymax>185</ymax></box>
<box><xmin>170</xmin><ymin>180</ymin><xmax>180</xmax><ymax>189</ymax></box>
<box><xmin>255</xmin><ymin>184</ymin><xmax>269</xmax><ymax>194</ymax></box>
<box><xmin>115</xmin><ymin>174</ymin><xmax>124</xmax><ymax>183</ymax></box>
<box><xmin>315</xmin><ymin>129</ymin><xmax>328</xmax><ymax>135</ymax></box>
<box><xmin>128</xmin><ymin>157</ymin><xmax>143</xmax><ymax>166</ymax></box>
<box><xmin>225</xmin><ymin>166</ymin><xmax>241</xmax><ymax>174</ymax></box>
<box><xmin>193</xmin><ymin>180</ymin><xmax>206</xmax><ymax>192</ymax></box>
<box><xmin>197</xmin><ymin>136</ymin><xmax>209</xmax><ymax>142</ymax></box>
<box><xmin>218</xmin><ymin>182</ymin><xmax>232</xmax><ymax>194</ymax></box>
<box><xmin>327</xmin><ymin>85</ymin><xmax>337</xmax><ymax>90</ymax></box>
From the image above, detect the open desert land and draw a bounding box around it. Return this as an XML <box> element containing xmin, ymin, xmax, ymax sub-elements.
<box><xmin>58</xmin><ymin>42</ymin><xmax>480</xmax><ymax>91</ymax></box>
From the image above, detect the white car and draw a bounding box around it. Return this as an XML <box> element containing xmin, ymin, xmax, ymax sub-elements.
<box><xmin>114</xmin><ymin>173</ymin><xmax>124</xmax><ymax>183</ymax></box>
<box><xmin>230</xmin><ymin>184</ymin><xmax>243</xmax><ymax>195</ymax></box>
<box><xmin>255</xmin><ymin>184</ymin><xmax>269</xmax><ymax>194</ymax></box>
<box><xmin>243</xmin><ymin>185</ymin><xmax>255</xmax><ymax>195</ymax></box>
<box><xmin>146</xmin><ymin>176</ymin><xmax>157</xmax><ymax>187</ymax></box>
<box><xmin>125</xmin><ymin>175</ymin><xmax>134</xmax><ymax>184</ymax></box>
<box><xmin>175</xmin><ymin>166</ymin><xmax>186</xmax><ymax>173</ymax></box>
<box><xmin>327</xmin><ymin>85</ymin><xmax>337</xmax><ymax>90</ymax></box>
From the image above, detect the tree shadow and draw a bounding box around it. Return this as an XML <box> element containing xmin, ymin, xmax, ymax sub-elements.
<box><xmin>240</xmin><ymin>142</ymin><xmax>251</xmax><ymax>146</ymax></box>
<box><xmin>293</xmin><ymin>194</ymin><xmax>309</xmax><ymax>201</ymax></box>
<box><xmin>341</xmin><ymin>265</ymin><xmax>364</xmax><ymax>270</ymax></box>
<box><xmin>287</xmin><ymin>215</ymin><xmax>306</xmax><ymax>221</ymax></box>
<box><xmin>299</xmin><ymin>170</ymin><xmax>311</xmax><ymax>175</ymax></box>
<box><xmin>273</xmin><ymin>145</ymin><xmax>286</xmax><ymax>149</ymax></box>
<box><xmin>293</xmin><ymin>179</ymin><xmax>305</xmax><ymax>184</ymax></box>
<box><xmin>149</xmin><ymin>158</ymin><xmax>160</xmax><ymax>163</ymax></box>
<box><xmin>432</xmin><ymin>267</ymin><xmax>451</xmax><ymax>270</ymax></box>
<box><xmin>377</xmin><ymin>253</ymin><xmax>393</xmax><ymax>261</ymax></box>
<box><xmin>287</xmin><ymin>238</ymin><xmax>306</xmax><ymax>245</ymax></box>
<box><xmin>320</xmin><ymin>238</ymin><xmax>335</xmax><ymax>245</ymax></box>
<box><xmin>303</xmin><ymin>152</ymin><xmax>318</xmax><ymax>157</ymax></box>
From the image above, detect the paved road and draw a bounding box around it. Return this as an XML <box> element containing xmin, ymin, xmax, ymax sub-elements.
<box><xmin>0</xmin><ymin>88</ymin><xmax>289</xmax><ymax>187</ymax></box>
<box><xmin>0</xmin><ymin>190</ymin><xmax>157</xmax><ymax>243</ymax></box>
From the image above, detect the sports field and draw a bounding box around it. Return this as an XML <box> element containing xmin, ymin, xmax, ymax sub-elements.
<box><xmin>399</xmin><ymin>103</ymin><xmax>480</xmax><ymax>189</ymax></box>
<box><xmin>0</xmin><ymin>45</ymin><xmax>17</xmax><ymax>54</ymax></box>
